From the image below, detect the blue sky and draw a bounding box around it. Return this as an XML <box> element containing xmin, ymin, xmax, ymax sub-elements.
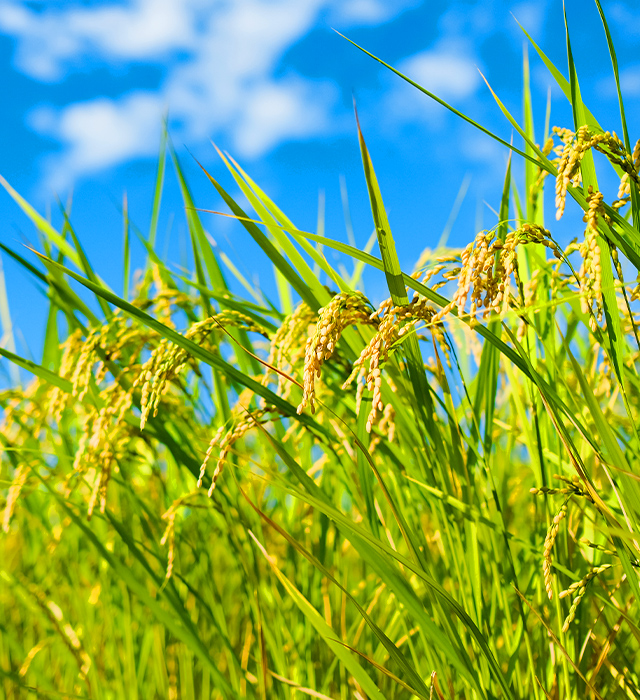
<box><xmin>1</xmin><ymin>0</ymin><xmax>640</xmax><ymax>359</ymax></box>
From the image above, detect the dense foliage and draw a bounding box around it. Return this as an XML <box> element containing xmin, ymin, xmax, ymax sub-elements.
<box><xmin>2</xmin><ymin>5</ymin><xmax>640</xmax><ymax>699</ymax></box>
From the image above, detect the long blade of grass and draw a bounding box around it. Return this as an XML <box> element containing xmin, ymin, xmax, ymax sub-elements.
<box><xmin>592</xmin><ymin>0</ymin><xmax>640</xmax><ymax>229</ymax></box>
<box><xmin>41</xmin><ymin>292</ymin><xmax>61</xmax><ymax>371</ymax></box>
<box><xmin>57</xmin><ymin>198</ymin><xmax>113</xmax><ymax>319</ymax></box>
<box><xmin>122</xmin><ymin>192</ymin><xmax>130</xmax><ymax>302</ymax></box>
<box><xmin>216</xmin><ymin>147</ymin><xmax>331</xmax><ymax>304</ymax></box>
<box><xmin>337</xmin><ymin>31</ymin><xmax>543</xmax><ymax>169</ymax></box>
<box><xmin>148</xmin><ymin>125</ymin><xmax>167</xmax><ymax>249</ymax></box>
<box><xmin>514</xmin><ymin>18</ymin><xmax>601</xmax><ymax>130</ymax></box>
<box><xmin>0</xmin><ymin>346</ymin><xmax>71</xmax><ymax>392</ymax></box>
<box><xmin>0</xmin><ymin>256</ymin><xmax>19</xmax><ymax>386</ymax></box>
<box><xmin>354</xmin><ymin>108</ymin><xmax>444</xmax><ymax>460</ymax></box>
<box><xmin>437</xmin><ymin>173</ymin><xmax>472</xmax><ymax>249</ymax></box>
<box><xmin>170</xmin><ymin>145</ymin><xmax>227</xmax><ymax>293</ymax></box>
<box><xmin>563</xmin><ymin>5</ymin><xmax>630</xmax><ymax>412</ymax></box>
<box><xmin>196</xmin><ymin>163</ymin><xmax>321</xmax><ymax>312</ymax></box>
<box><xmin>248</xmin><ymin>531</ymin><xmax>388</xmax><ymax>700</ymax></box>
<box><xmin>355</xmin><ymin>109</ymin><xmax>406</xmax><ymax>307</ymax></box>
<box><xmin>220</xmin><ymin>149</ymin><xmax>348</xmax><ymax>296</ymax></box>
<box><xmin>0</xmin><ymin>176</ymin><xmax>82</xmax><ymax>269</ymax></box>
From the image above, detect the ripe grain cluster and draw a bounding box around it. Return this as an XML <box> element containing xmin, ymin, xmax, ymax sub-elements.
<box><xmin>2</xmin><ymin>5</ymin><xmax>640</xmax><ymax>699</ymax></box>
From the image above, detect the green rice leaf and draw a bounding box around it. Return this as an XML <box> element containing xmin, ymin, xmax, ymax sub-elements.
<box><xmin>170</xmin><ymin>146</ymin><xmax>227</xmax><ymax>294</ymax></box>
<box><xmin>122</xmin><ymin>192</ymin><xmax>130</xmax><ymax>302</ymax></box>
<box><xmin>593</xmin><ymin>0</ymin><xmax>640</xmax><ymax>229</ymax></box>
<box><xmin>249</xmin><ymin>532</ymin><xmax>388</xmax><ymax>700</ymax></box>
<box><xmin>337</xmin><ymin>31</ymin><xmax>542</xmax><ymax>169</ymax></box>
<box><xmin>563</xmin><ymin>6</ymin><xmax>629</xmax><ymax>408</ymax></box>
<box><xmin>148</xmin><ymin>125</ymin><xmax>167</xmax><ymax>249</ymax></box>
<box><xmin>196</xmin><ymin>160</ymin><xmax>321</xmax><ymax>312</ymax></box>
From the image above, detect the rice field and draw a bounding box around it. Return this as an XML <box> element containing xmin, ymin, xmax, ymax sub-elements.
<box><xmin>1</xmin><ymin>4</ymin><xmax>640</xmax><ymax>698</ymax></box>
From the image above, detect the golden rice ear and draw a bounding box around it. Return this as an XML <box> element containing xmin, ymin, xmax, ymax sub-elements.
<box><xmin>206</xmin><ymin>407</ymin><xmax>268</xmax><ymax>498</ymax></box>
<box><xmin>554</xmin><ymin>126</ymin><xmax>640</xmax><ymax>222</ymax></box>
<box><xmin>343</xmin><ymin>292</ymin><xmax>440</xmax><ymax>435</ymax></box>
<box><xmin>49</xmin><ymin>329</ymin><xmax>84</xmax><ymax>422</ymax></box>
<box><xmin>160</xmin><ymin>507</ymin><xmax>177</xmax><ymax>581</ymax></box>
<box><xmin>542</xmin><ymin>503</ymin><xmax>567</xmax><ymax>600</ymax></box>
<box><xmin>575</xmin><ymin>187</ymin><xmax>607</xmax><ymax>330</ymax></box>
<box><xmin>135</xmin><ymin>315</ymin><xmax>233</xmax><ymax>431</ymax></box>
<box><xmin>430</xmin><ymin>223</ymin><xmax>562</xmax><ymax>328</ymax></box>
<box><xmin>559</xmin><ymin>563</ymin><xmax>612</xmax><ymax>632</ymax></box>
<box><xmin>2</xmin><ymin>462</ymin><xmax>29</xmax><ymax>533</ymax></box>
<box><xmin>297</xmin><ymin>291</ymin><xmax>376</xmax><ymax>415</ymax></box>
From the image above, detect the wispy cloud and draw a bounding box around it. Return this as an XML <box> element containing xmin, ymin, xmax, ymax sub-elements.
<box><xmin>229</xmin><ymin>78</ymin><xmax>338</xmax><ymax>158</ymax></box>
<box><xmin>0</xmin><ymin>0</ymin><xmax>194</xmax><ymax>80</ymax></box>
<box><xmin>596</xmin><ymin>64</ymin><xmax>640</xmax><ymax>99</ymax></box>
<box><xmin>400</xmin><ymin>45</ymin><xmax>480</xmax><ymax>102</ymax></box>
<box><xmin>609</xmin><ymin>2</ymin><xmax>640</xmax><ymax>36</ymax></box>
<box><xmin>2</xmin><ymin>0</ymin><xmax>419</xmax><ymax>191</ymax></box>
<box><xmin>381</xmin><ymin>37</ymin><xmax>482</xmax><ymax>128</ymax></box>
<box><xmin>27</xmin><ymin>92</ymin><xmax>164</xmax><ymax>192</ymax></box>
<box><xmin>332</xmin><ymin>0</ymin><xmax>419</xmax><ymax>25</ymax></box>
<box><xmin>510</xmin><ymin>1</ymin><xmax>547</xmax><ymax>37</ymax></box>
<box><xmin>0</xmin><ymin>0</ymin><xmax>546</xmax><ymax>193</ymax></box>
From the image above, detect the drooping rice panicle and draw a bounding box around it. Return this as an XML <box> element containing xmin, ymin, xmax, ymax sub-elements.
<box><xmin>559</xmin><ymin>564</ymin><xmax>612</xmax><ymax>633</ymax></box>
<box><xmin>342</xmin><ymin>291</ymin><xmax>444</xmax><ymax>432</ymax></box>
<box><xmin>263</xmin><ymin>300</ymin><xmax>316</xmax><ymax>399</ymax></box>
<box><xmin>578</xmin><ymin>186</ymin><xmax>606</xmax><ymax>331</ymax></box>
<box><xmin>430</xmin><ymin>223</ymin><xmax>563</xmax><ymax>327</ymax></box>
<box><xmin>554</xmin><ymin>126</ymin><xmax>639</xmax><ymax>220</ymax></box>
<box><xmin>542</xmin><ymin>502</ymin><xmax>568</xmax><ymax>600</ymax></box>
<box><xmin>297</xmin><ymin>291</ymin><xmax>376</xmax><ymax>415</ymax></box>
<box><xmin>135</xmin><ymin>312</ymin><xmax>271</xmax><ymax>430</ymax></box>
<box><xmin>3</xmin><ymin>16</ymin><xmax>640</xmax><ymax>694</ymax></box>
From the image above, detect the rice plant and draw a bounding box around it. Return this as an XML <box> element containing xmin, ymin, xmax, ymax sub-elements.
<box><xmin>2</xmin><ymin>3</ymin><xmax>640</xmax><ymax>698</ymax></box>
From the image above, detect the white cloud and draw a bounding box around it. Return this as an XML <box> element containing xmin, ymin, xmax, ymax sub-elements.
<box><xmin>231</xmin><ymin>78</ymin><xmax>337</xmax><ymax>157</ymax></box>
<box><xmin>0</xmin><ymin>0</ymin><xmax>195</xmax><ymax>80</ymax></box>
<box><xmin>0</xmin><ymin>0</ymin><xmax>530</xmax><ymax>193</ymax></box>
<box><xmin>597</xmin><ymin>64</ymin><xmax>640</xmax><ymax>98</ymax></box>
<box><xmin>331</xmin><ymin>0</ymin><xmax>418</xmax><ymax>25</ymax></box>
<box><xmin>510</xmin><ymin>1</ymin><xmax>546</xmax><ymax>37</ymax></box>
<box><xmin>610</xmin><ymin>2</ymin><xmax>640</xmax><ymax>35</ymax></box>
<box><xmin>67</xmin><ymin>0</ymin><xmax>193</xmax><ymax>59</ymax></box>
<box><xmin>29</xmin><ymin>92</ymin><xmax>164</xmax><ymax>192</ymax></box>
<box><xmin>381</xmin><ymin>39</ymin><xmax>481</xmax><ymax>129</ymax></box>
<box><xmin>160</xmin><ymin>0</ymin><xmax>329</xmax><ymax>137</ymax></box>
<box><xmin>620</xmin><ymin>66</ymin><xmax>640</xmax><ymax>95</ymax></box>
<box><xmin>400</xmin><ymin>47</ymin><xmax>480</xmax><ymax>102</ymax></box>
